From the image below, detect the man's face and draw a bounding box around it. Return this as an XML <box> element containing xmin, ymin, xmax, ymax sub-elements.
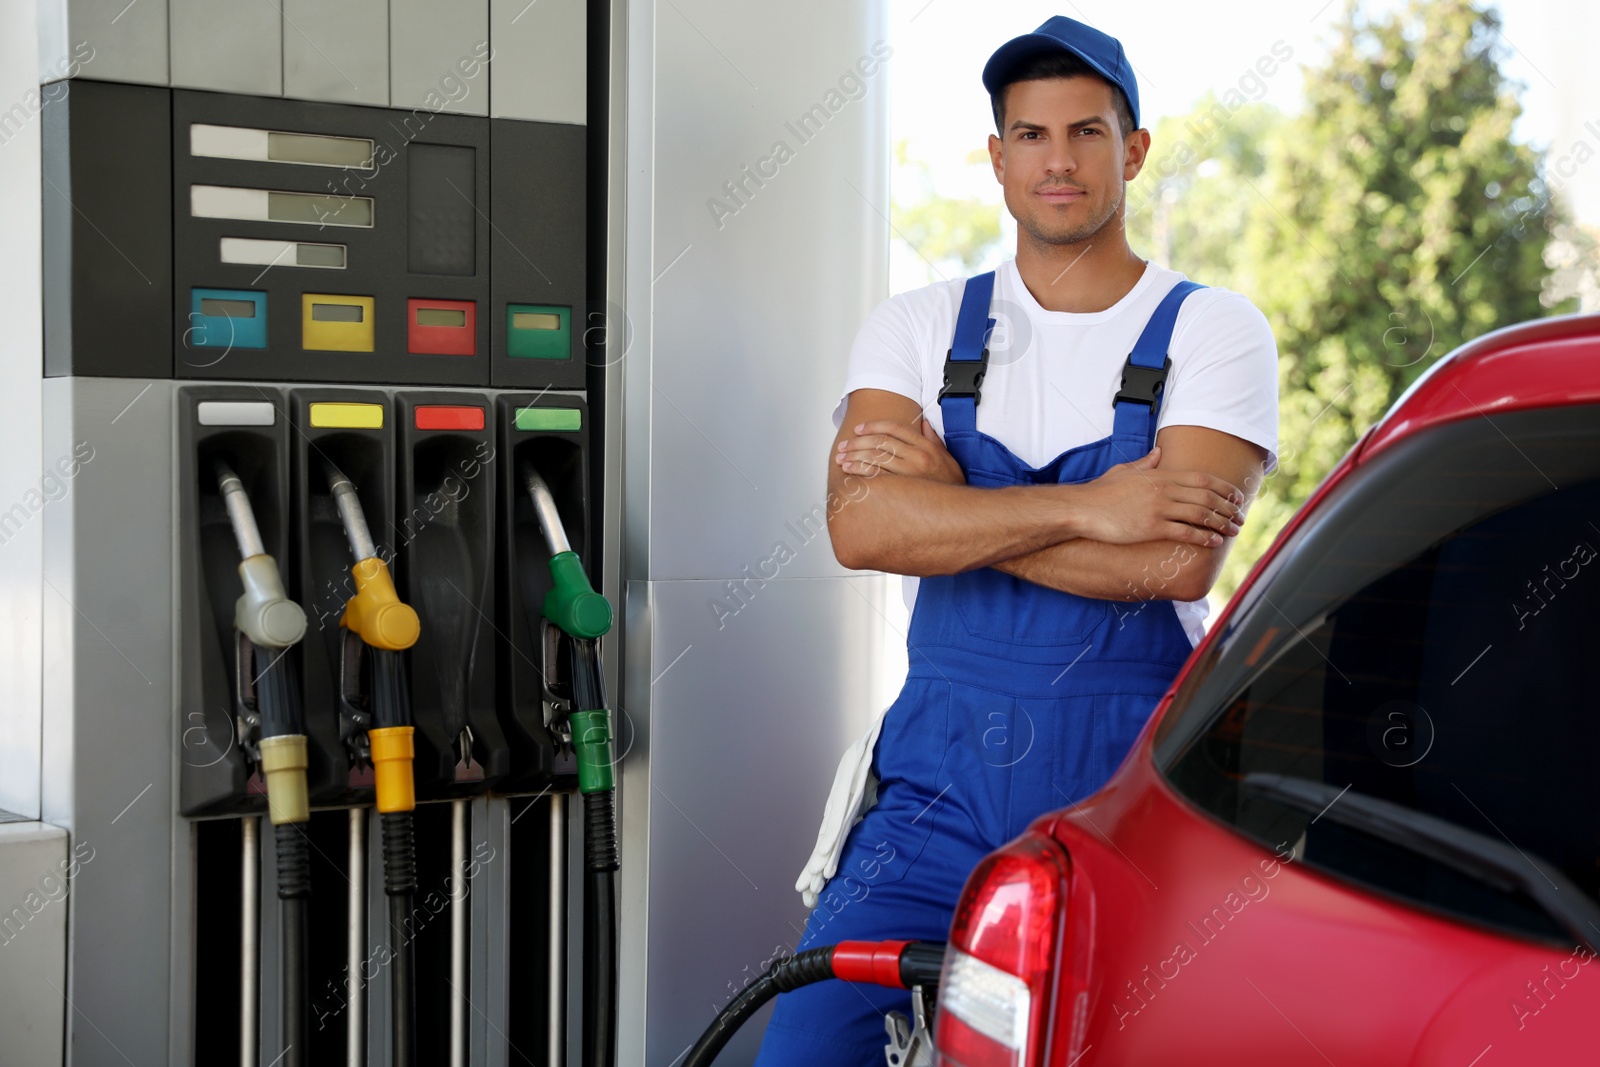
<box><xmin>988</xmin><ymin>76</ymin><xmax>1149</xmax><ymax>248</ymax></box>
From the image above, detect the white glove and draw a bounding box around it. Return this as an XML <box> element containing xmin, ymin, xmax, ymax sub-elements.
<box><xmin>795</xmin><ymin>708</ymin><xmax>889</xmax><ymax>909</ymax></box>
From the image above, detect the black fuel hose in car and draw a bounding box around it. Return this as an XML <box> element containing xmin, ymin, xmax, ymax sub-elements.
<box><xmin>683</xmin><ymin>940</ymin><xmax>946</xmax><ymax>1067</ymax></box>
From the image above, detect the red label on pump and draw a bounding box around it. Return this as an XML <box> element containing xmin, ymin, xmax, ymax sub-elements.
<box><xmin>407</xmin><ymin>298</ymin><xmax>477</xmax><ymax>356</ymax></box>
<box><xmin>414</xmin><ymin>405</ymin><xmax>485</xmax><ymax>431</ymax></box>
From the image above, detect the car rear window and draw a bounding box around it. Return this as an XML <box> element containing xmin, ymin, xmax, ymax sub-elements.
<box><xmin>1156</xmin><ymin>401</ymin><xmax>1600</xmax><ymax>946</ymax></box>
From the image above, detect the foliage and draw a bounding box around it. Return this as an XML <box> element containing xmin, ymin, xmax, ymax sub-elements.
<box><xmin>890</xmin><ymin>140</ymin><xmax>1003</xmax><ymax>276</ymax></box>
<box><xmin>1130</xmin><ymin>0</ymin><xmax>1573</xmax><ymax>601</ymax></box>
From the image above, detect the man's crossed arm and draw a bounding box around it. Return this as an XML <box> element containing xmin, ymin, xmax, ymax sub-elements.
<box><xmin>825</xmin><ymin>389</ymin><xmax>1269</xmax><ymax>604</ymax></box>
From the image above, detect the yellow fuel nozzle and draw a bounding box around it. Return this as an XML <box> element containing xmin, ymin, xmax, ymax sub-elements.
<box><xmin>340</xmin><ymin>556</ymin><xmax>421</xmax><ymax>652</ymax></box>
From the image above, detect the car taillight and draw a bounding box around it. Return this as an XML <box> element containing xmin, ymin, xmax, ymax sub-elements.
<box><xmin>934</xmin><ymin>832</ymin><xmax>1069</xmax><ymax>1067</ymax></box>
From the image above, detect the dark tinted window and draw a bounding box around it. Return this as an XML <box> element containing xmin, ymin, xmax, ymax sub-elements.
<box><xmin>1160</xmin><ymin>403</ymin><xmax>1600</xmax><ymax>946</ymax></box>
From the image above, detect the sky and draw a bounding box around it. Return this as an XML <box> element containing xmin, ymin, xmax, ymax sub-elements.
<box><xmin>885</xmin><ymin>0</ymin><xmax>1600</xmax><ymax>289</ymax></box>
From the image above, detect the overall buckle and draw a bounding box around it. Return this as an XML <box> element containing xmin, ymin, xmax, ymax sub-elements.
<box><xmin>939</xmin><ymin>352</ymin><xmax>988</xmax><ymax>405</ymax></box>
<box><xmin>1115</xmin><ymin>356</ymin><xmax>1172</xmax><ymax>409</ymax></box>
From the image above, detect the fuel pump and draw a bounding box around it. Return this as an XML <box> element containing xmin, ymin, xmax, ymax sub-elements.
<box><xmin>216</xmin><ymin>460</ymin><xmax>312</xmax><ymax>1067</ymax></box>
<box><xmin>521</xmin><ymin>464</ymin><xmax>619</xmax><ymax>1067</ymax></box>
<box><xmin>323</xmin><ymin>460</ymin><xmax>423</xmax><ymax>1067</ymax></box>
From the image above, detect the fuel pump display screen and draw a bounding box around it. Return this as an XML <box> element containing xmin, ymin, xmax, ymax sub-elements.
<box><xmin>311</xmin><ymin>303</ymin><xmax>364</xmax><ymax>322</ymax></box>
<box><xmin>191</xmin><ymin>185</ymin><xmax>374</xmax><ymax>228</ymax></box>
<box><xmin>219</xmin><ymin>237</ymin><xmax>347</xmax><ymax>270</ymax></box>
<box><xmin>266</xmin><ymin>131</ymin><xmax>374</xmax><ymax>169</ymax></box>
<box><xmin>200</xmin><ymin>298</ymin><xmax>258</xmax><ymax>318</ymax></box>
<box><xmin>417</xmin><ymin>308</ymin><xmax>466</xmax><ymax>327</ymax></box>
<box><xmin>511</xmin><ymin>312</ymin><xmax>560</xmax><ymax>331</ymax></box>
<box><xmin>191</xmin><ymin>123</ymin><xmax>376</xmax><ymax>169</ymax></box>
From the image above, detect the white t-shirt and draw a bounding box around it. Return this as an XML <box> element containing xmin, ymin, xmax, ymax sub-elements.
<box><xmin>832</xmin><ymin>258</ymin><xmax>1280</xmax><ymax>646</ymax></box>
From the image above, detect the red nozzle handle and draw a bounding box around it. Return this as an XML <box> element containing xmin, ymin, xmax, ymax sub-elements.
<box><xmin>831</xmin><ymin>940</ymin><xmax>915</xmax><ymax>988</ymax></box>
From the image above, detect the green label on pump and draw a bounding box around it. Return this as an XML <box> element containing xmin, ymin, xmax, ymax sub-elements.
<box><xmin>515</xmin><ymin>407</ymin><xmax>582</xmax><ymax>432</ymax></box>
<box><xmin>507</xmin><ymin>304</ymin><xmax>571</xmax><ymax>359</ymax></box>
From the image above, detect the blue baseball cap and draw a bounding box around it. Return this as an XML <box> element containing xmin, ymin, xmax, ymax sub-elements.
<box><xmin>982</xmin><ymin>16</ymin><xmax>1140</xmax><ymax>129</ymax></box>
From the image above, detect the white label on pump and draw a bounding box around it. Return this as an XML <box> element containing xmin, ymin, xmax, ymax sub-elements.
<box><xmin>197</xmin><ymin>401</ymin><xmax>276</xmax><ymax>427</ymax></box>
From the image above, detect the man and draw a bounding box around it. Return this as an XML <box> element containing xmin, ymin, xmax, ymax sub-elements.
<box><xmin>755</xmin><ymin>16</ymin><xmax>1278</xmax><ymax>1064</ymax></box>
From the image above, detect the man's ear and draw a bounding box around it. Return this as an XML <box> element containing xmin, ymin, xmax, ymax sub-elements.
<box><xmin>989</xmin><ymin>132</ymin><xmax>1004</xmax><ymax>183</ymax></box>
<box><xmin>1123</xmin><ymin>128</ymin><xmax>1151</xmax><ymax>181</ymax></box>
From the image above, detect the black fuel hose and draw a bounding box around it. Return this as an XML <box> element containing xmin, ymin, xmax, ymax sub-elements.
<box><xmin>583</xmin><ymin>793</ymin><xmax>618</xmax><ymax>1067</ymax></box>
<box><xmin>219</xmin><ymin>459</ymin><xmax>313</xmax><ymax>1067</ymax></box>
<box><xmin>276</xmin><ymin>822</ymin><xmax>311</xmax><ymax>1067</ymax></box>
<box><xmin>683</xmin><ymin>948</ymin><xmax>836</xmax><ymax>1067</ymax></box>
<box><xmin>682</xmin><ymin>941</ymin><xmax>946</xmax><ymax>1067</ymax></box>
<box><xmin>372</xmin><ymin>647</ymin><xmax>417</xmax><ymax>1067</ymax></box>
<box><xmin>568</xmin><ymin>637</ymin><xmax>619</xmax><ymax>1067</ymax></box>
<box><xmin>256</xmin><ymin>642</ymin><xmax>311</xmax><ymax>1067</ymax></box>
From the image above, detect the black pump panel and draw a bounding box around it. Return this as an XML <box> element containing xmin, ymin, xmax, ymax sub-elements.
<box><xmin>178</xmin><ymin>386</ymin><xmax>295</xmax><ymax>816</ymax></box>
<box><xmin>495</xmin><ymin>391</ymin><xmax>592</xmax><ymax>792</ymax></box>
<box><xmin>290</xmin><ymin>388</ymin><xmax>397</xmax><ymax>805</ymax></box>
<box><xmin>395</xmin><ymin>392</ymin><xmax>508</xmax><ymax>798</ymax></box>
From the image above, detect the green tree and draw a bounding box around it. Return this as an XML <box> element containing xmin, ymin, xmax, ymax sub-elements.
<box><xmin>891</xmin><ymin>141</ymin><xmax>1003</xmax><ymax>278</ymax></box>
<box><xmin>1134</xmin><ymin>0</ymin><xmax>1572</xmax><ymax>600</ymax></box>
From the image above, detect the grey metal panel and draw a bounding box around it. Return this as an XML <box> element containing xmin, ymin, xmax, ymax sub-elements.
<box><xmin>616</xmin><ymin>580</ymin><xmax>654</xmax><ymax>1067</ymax></box>
<box><xmin>488</xmin><ymin>0</ymin><xmax>585</xmax><ymax>124</ymax></box>
<box><xmin>0</xmin><ymin>822</ymin><xmax>68</xmax><ymax>1065</ymax></box>
<box><xmin>640</xmin><ymin>575</ymin><xmax>900</xmax><ymax>1066</ymax></box>
<box><xmin>615</xmin><ymin>0</ymin><xmax>896</xmax><ymax>1061</ymax></box>
<box><xmin>42</xmin><ymin>376</ymin><xmax>176</xmax><ymax>1064</ymax></box>
<box><xmin>390</xmin><ymin>0</ymin><xmax>491</xmax><ymax>116</ymax></box>
<box><xmin>0</xmin><ymin>0</ymin><xmax>46</xmax><ymax>818</ymax></box>
<box><xmin>169</xmin><ymin>0</ymin><xmax>282</xmax><ymax>96</ymax></box>
<box><xmin>283</xmin><ymin>0</ymin><xmax>389</xmax><ymax>106</ymax></box>
<box><xmin>39</xmin><ymin>0</ymin><xmax>170</xmax><ymax>87</ymax></box>
<box><xmin>645</xmin><ymin>0</ymin><xmax>889</xmax><ymax>581</ymax></box>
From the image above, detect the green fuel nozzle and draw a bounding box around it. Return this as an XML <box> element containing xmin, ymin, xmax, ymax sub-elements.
<box><xmin>521</xmin><ymin>464</ymin><xmax>612</xmax><ymax>641</ymax></box>
<box><xmin>520</xmin><ymin>463</ymin><xmax>621</xmax><ymax>1064</ymax></box>
<box><xmin>546</xmin><ymin>551</ymin><xmax>612</xmax><ymax>641</ymax></box>
<box><xmin>522</xmin><ymin>464</ymin><xmax>615</xmax><ymax>793</ymax></box>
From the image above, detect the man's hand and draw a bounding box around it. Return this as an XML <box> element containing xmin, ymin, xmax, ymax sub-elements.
<box><xmin>1072</xmin><ymin>446</ymin><xmax>1245</xmax><ymax>548</ymax></box>
<box><xmin>834</xmin><ymin>418</ymin><xmax>965</xmax><ymax>485</ymax></box>
<box><xmin>994</xmin><ymin>427</ymin><xmax>1270</xmax><ymax>602</ymax></box>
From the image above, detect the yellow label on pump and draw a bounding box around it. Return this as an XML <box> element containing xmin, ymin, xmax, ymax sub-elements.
<box><xmin>309</xmin><ymin>402</ymin><xmax>384</xmax><ymax>429</ymax></box>
<box><xmin>302</xmin><ymin>293</ymin><xmax>375</xmax><ymax>351</ymax></box>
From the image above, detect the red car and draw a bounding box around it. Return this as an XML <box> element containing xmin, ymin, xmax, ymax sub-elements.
<box><xmin>932</xmin><ymin>313</ymin><xmax>1600</xmax><ymax>1066</ymax></box>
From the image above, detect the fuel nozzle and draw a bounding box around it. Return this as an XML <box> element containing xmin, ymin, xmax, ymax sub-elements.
<box><xmin>522</xmin><ymin>461</ymin><xmax>620</xmax><ymax>1067</ymax></box>
<box><xmin>324</xmin><ymin>458</ymin><xmax>421</xmax><ymax>1065</ymax></box>
<box><xmin>216</xmin><ymin>460</ymin><xmax>310</xmax><ymax>826</ymax></box>
<box><xmin>324</xmin><ymin>461</ymin><xmax>420</xmax><ymax>654</ymax></box>
<box><xmin>523</xmin><ymin>464</ymin><xmax>611</xmax><ymax>642</ymax></box>
<box><xmin>323</xmin><ymin>460</ymin><xmax>420</xmax><ymax>811</ymax></box>
<box><xmin>216</xmin><ymin>458</ymin><xmax>314</xmax><ymax>1067</ymax></box>
<box><xmin>522</xmin><ymin>464</ymin><xmax>614</xmax><ymax>794</ymax></box>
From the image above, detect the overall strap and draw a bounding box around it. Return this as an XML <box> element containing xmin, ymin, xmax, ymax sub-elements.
<box><xmin>1111</xmin><ymin>279</ymin><xmax>1206</xmax><ymax>450</ymax></box>
<box><xmin>937</xmin><ymin>272</ymin><xmax>996</xmax><ymax>435</ymax></box>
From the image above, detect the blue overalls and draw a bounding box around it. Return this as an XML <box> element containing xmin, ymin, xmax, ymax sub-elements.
<box><xmin>754</xmin><ymin>272</ymin><xmax>1204</xmax><ymax>1065</ymax></box>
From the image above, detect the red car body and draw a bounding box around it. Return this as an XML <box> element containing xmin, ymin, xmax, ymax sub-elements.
<box><xmin>933</xmin><ymin>314</ymin><xmax>1600</xmax><ymax>1066</ymax></box>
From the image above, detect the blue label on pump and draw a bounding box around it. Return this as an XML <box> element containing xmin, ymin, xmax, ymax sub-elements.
<box><xmin>189</xmin><ymin>288</ymin><xmax>268</xmax><ymax>350</ymax></box>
